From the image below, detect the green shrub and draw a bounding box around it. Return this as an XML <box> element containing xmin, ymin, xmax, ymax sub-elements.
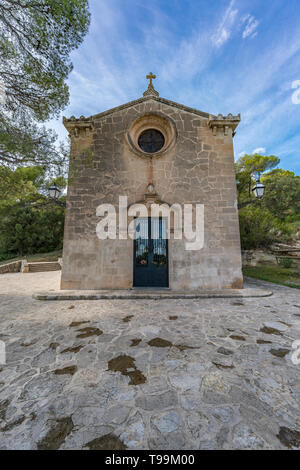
<box><xmin>0</xmin><ymin>204</ymin><xmax>65</xmax><ymax>259</ymax></box>
<box><xmin>239</xmin><ymin>206</ymin><xmax>291</xmax><ymax>250</ymax></box>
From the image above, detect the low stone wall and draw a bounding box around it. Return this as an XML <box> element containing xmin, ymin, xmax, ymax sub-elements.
<box><xmin>242</xmin><ymin>250</ymin><xmax>277</xmax><ymax>267</ymax></box>
<box><xmin>0</xmin><ymin>260</ymin><xmax>22</xmax><ymax>274</ymax></box>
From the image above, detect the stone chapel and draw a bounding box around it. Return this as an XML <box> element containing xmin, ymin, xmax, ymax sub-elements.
<box><xmin>61</xmin><ymin>74</ymin><xmax>243</xmax><ymax>291</ymax></box>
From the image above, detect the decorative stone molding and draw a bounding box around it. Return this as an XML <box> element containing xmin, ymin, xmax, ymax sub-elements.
<box><xmin>126</xmin><ymin>112</ymin><xmax>177</xmax><ymax>159</ymax></box>
<box><xmin>127</xmin><ymin>184</ymin><xmax>177</xmax><ymax>236</ymax></box>
<box><xmin>128</xmin><ymin>184</ymin><xmax>167</xmax><ymax>211</ymax></box>
<box><xmin>143</xmin><ymin>183</ymin><xmax>161</xmax><ymax>208</ymax></box>
<box><xmin>208</xmin><ymin>113</ymin><xmax>241</xmax><ymax>137</ymax></box>
<box><xmin>143</xmin><ymin>86</ymin><xmax>159</xmax><ymax>97</ymax></box>
<box><xmin>63</xmin><ymin>115</ymin><xmax>94</xmax><ymax>138</ymax></box>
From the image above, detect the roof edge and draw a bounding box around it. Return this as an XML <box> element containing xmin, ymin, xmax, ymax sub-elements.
<box><xmin>64</xmin><ymin>95</ymin><xmax>215</xmax><ymax>124</ymax></box>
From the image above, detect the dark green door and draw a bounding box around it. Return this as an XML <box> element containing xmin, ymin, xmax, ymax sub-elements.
<box><xmin>133</xmin><ymin>217</ymin><xmax>168</xmax><ymax>288</ymax></box>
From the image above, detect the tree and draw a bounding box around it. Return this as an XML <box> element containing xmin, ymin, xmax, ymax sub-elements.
<box><xmin>238</xmin><ymin>206</ymin><xmax>290</xmax><ymax>250</ymax></box>
<box><xmin>0</xmin><ymin>165</ymin><xmax>45</xmax><ymax>206</ymax></box>
<box><xmin>0</xmin><ymin>0</ymin><xmax>90</xmax><ymax>166</ymax></box>
<box><xmin>0</xmin><ymin>0</ymin><xmax>90</xmax><ymax>120</ymax></box>
<box><xmin>0</xmin><ymin>113</ymin><xmax>69</xmax><ymax>167</ymax></box>
<box><xmin>0</xmin><ymin>204</ymin><xmax>65</xmax><ymax>259</ymax></box>
<box><xmin>236</xmin><ymin>154</ymin><xmax>300</xmax><ymax>249</ymax></box>
<box><xmin>0</xmin><ymin>165</ymin><xmax>66</xmax><ymax>260</ymax></box>
<box><xmin>0</xmin><ymin>165</ymin><xmax>67</xmax><ymax>210</ymax></box>
<box><xmin>235</xmin><ymin>154</ymin><xmax>280</xmax><ymax>206</ymax></box>
<box><xmin>261</xmin><ymin>169</ymin><xmax>300</xmax><ymax>220</ymax></box>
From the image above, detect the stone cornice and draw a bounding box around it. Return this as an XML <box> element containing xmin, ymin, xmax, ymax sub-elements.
<box><xmin>63</xmin><ymin>116</ymin><xmax>94</xmax><ymax>137</ymax></box>
<box><xmin>63</xmin><ymin>95</ymin><xmax>214</xmax><ymax>124</ymax></box>
<box><xmin>63</xmin><ymin>98</ymin><xmax>241</xmax><ymax>137</ymax></box>
<box><xmin>208</xmin><ymin>113</ymin><xmax>241</xmax><ymax>136</ymax></box>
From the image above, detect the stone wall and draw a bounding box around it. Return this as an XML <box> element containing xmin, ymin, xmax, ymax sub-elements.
<box><xmin>61</xmin><ymin>96</ymin><xmax>243</xmax><ymax>290</ymax></box>
<box><xmin>0</xmin><ymin>261</ymin><xmax>22</xmax><ymax>274</ymax></box>
<box><xmin>242</xmin><ymin>250</ymin><xmax>281</xmax><ymax>266</ymax></box>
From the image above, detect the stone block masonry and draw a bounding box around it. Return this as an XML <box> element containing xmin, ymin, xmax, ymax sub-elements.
<box><xmin>61</xmin><ymin>89</ymin><xmax>243</xmax><ymax>291</ymax></box>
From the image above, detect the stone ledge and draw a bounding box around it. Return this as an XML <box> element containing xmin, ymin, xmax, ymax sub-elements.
<box><xmin>0</xmin><ymin>260</ymin><xmax>22</xmax><ymax>274</ymax></box>
<box><xmin>87</xmin><ymin>95</ymin><xmax>213</xmax><ymax>121</ymax></box>
<box><xmin>33</xmin><ymin>287</ymin><xmax>273</xmax><ymax>301</ymax></box>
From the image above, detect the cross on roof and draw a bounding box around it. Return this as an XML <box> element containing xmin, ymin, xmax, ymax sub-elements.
<box><xmin>146</xmin><ymin>72</ymin><xmax>156</xmax><ymax>87</ymax></box>
<box><xmin>143</xmin><ymin>72</ymin><xmax>159</xmax><ymax>97</ymax></box>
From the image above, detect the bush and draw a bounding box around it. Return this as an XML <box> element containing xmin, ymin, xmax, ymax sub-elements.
<box><xmin>239</xmin><ymin>206</ymin><xmax>292</xmax><ymax>250</ymax></box>
<box><xmin>0</xmin><ymin>204</ymin><xmax>65</xmax><ymax>259</ymax></box>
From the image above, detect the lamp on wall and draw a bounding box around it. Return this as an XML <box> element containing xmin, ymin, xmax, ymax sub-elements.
<box><xmin>251</xmin><ymin>173</ymin><xmax>265</xmax><ymax>199</ymax></box>
<box><xmin>48</xmin><ymin>183</ymin><xmax>61</xmax><ymax>200</ymax></box>
<box><xmin>48</xmin><ymin>183</ymin><xmax>66</xmax><ymax>207</ymax></box>
<box><xmin>237</xmin><ymin>172</ymin><xmax>266</xmax><ymax>209</ymax></box>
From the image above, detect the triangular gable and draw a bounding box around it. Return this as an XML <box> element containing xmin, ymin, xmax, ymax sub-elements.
<box><xmin>89</xmin><ymin>94</ymin><xmax>214</xmax><ymax>121</ymax></box>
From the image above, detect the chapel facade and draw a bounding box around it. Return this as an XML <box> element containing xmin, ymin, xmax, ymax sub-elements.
<box><xmin>61</xmin><ymin>75</ymin><xmax>243</xmax><ymax>291</ymax></box>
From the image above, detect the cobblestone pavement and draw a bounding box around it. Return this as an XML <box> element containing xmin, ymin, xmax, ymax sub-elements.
<box><xmin>0</xmin><ymin>272</ymin><xmax>299</xmax><ymax>450</ymax></box>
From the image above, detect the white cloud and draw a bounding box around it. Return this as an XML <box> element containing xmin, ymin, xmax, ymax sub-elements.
<box><xmin>215</xmin><ymin>28</ymin><xmax>230</xmax><ymax>48</ymax></box>
<box><xmin>43</xmin><ymin>0</ymin><xmax>300</xmax><ymax>175</ymax></box>
<box><xmin>252</xmin><ymin>147</ymin><xmax>266</xmax><ymax>154</ymax></box>
<box><xmin>213</xmin><ymin>0</ymin><xmax>238</xmax><ymax>48</ymax></box>
<box><xmin>242</xmin><ymin>15</ymin><xmax>259</xmax><ymax>39</ymax></box>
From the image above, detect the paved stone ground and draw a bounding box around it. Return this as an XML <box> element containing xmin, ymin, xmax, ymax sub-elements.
<box><xmin>0</xmin><ymin>272</ymin><xmax>299</xmax><ymax>450</ymax></box>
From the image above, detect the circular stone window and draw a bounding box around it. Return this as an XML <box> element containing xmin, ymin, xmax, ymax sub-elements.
<box><xmin>127</xmin><ymin>113</ymin><xmax>177</xmax><ymax>158</ymax></box>
<box><xmin>138</xmin><ymin>129</ymin><xmax>165</xmax><ymax>153</ymax></box>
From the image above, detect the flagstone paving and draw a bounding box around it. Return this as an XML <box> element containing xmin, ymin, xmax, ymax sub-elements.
<box><xmin>0</xmin><ymin>272</ymin><xmax>299</xmax><ymax>450</ymax></box>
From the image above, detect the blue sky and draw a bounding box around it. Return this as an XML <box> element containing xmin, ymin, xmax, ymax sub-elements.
<box><xmin>48</xmin><ymin>0</ymin><xmax>300</xmax><ymax>174</ymax></box>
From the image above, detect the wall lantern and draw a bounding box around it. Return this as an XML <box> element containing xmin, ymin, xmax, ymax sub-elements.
<box><xmin>251</xmin><ymin>173</ymin><xmax>265</xmax><ymax>199</ymax></box>
<box><xmin>48</xmin><ymin>183</ymin><xmax>61</xmax><ymax>200</ymax></box>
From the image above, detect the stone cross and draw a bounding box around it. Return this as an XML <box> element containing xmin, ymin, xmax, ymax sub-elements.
<box><xmin>146</xmin><ymin>72</ymin><xmax>156</xmax><ymax>87</ymax></box>
<box><xmin>143</xmin><ymin>73</ymin><xmax>159</xmax><ymax>97</ymax></box>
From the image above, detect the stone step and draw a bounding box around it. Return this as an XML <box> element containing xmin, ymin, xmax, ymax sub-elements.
<box><xmin>33</xmin><ymin>286</ymin><xmax>273</xmax><ymax>301</ymax></box>
<box><xmin>28</xmin><ymin>262</ymin><xmax>61</xmax><ymax>273</ymax></box>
